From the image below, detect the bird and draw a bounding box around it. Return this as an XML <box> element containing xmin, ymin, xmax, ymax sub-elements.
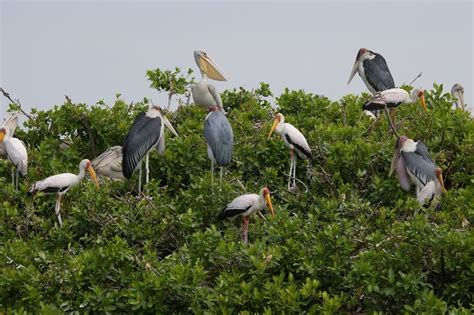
<box><xmin>0</xmin><ymin>113</ymin><xmax>19</xmax><ymax>158</ymax></box>
<box><xmin>390</xmin><ymin>135</ymin><xmax>446</xmax><ymax>207</ymax></box>
<box><xmin>203</xmin><ymin>106</ymin><xmax>234</xmax><ymax>186</ymax></box>
<box><xmin>347</xmin><ymin>48</ymin><xmax>395</xmax><ymax>94</ymax></box>
<box><xmin>267</xmin><ymin>113</ymin><xmax>312</xmax><ymax>190</ymax></box>
<box><xmin>191</xmin><ymin>50</ymin><xmax>227</xmax><ymax>112</ymax></box>
<box><xmin>122</xmin><ymin>106</ymin><xmax>178</xmax><ymax>194</ymax></box>
<box><xmin>218</xmin><ymin>187</ymin><xmax>274</xmax><ymax>244</ymax></box>
<box><xmin>28</xmin><ymin>159</ymin><xmax>99</xmax><ymax>227</ymax></box>
<box><xmin>91</xmin><ymin>146</ymin><xmax>124</xmax><ymax>181</ymax></box>
<box><xmin>451</xmin><ymin>83</ymin><xmax>465</xmax><ymax>111</ymax></box>
<box><xmin>0</xmin><ymin>126</ymin><xmax>27</xmax><ymax>191</ymax></box>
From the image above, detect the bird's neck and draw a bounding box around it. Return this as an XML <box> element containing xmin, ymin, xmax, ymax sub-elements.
<box><xmin>275</xmin><ymin>122</ymin><xmax>284</xmax><ymax>135</ymax></box>
<box><xmin>77</xmin><ymin>166</ymin><xmax>86</xmax><ymax>180</ymax></box>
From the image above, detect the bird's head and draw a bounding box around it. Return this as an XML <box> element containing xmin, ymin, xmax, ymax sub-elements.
<box><xmin>260</xmin><ymin>187</ymin><xmax>274</xmax><ymax>218</ymax></box>
<box><xmin>412</xmin><ymin>88</ymin><xmax>427</xmax><ymax>111</ymax></box>
<box><xmin>194</xmin><ymin>50</ymin><xmax>228</xmax><ymax>81</ymax></box>
<box><xmin>81</xmin><ymin>159</ymin><xmax>99</xmax><ymax>188</ymax></box>
<box><xmin>347</xmin><ymin>48</ymin><xmax>376</xmax><ymax>84</ymax></box>
<box><xmin>0</xmin><ymin>128</ymin><xmax>6</xmax><ymax>142</ymax></box>
<box><xmin>451</xmin><ymin>83</ymin><xmax>465</xmax><ymax>110</ymax></box>
<box><xmin>267</xmin><ymin>113</ymin><xmax>284</xmax><ymax>139</ymax></box>
<box><xmin>435</xmin><ymin>168</ymin><xmax>447</xmax><ymax>193</ymax></box>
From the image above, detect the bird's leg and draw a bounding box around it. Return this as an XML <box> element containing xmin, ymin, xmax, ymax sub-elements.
<box><xmin>241</xmin><ymin>216</ymin><xmax>249</xmax><ymax>244</ymax></box>
<box><xmin>219</xmin><ymin>167</ymin><xmax>224</xmax><ymax>191</ymax></box>
<box><xmin>384</xmin><ymin>104</ymin><xmax>400</xmax><ymax>137</ymax></box>
<box><xmin>211</xmin><ymin>160</ymin><xmax>215</xmax><ymax>186</ymax></box>
<box><xmin>288</xmin><ymin>150</ymin><xmax>294</xmax><ymax>190</ymax></box>
<box><xmin>292</xmin><ymin>155</ymin><xmax>297</xmax><ymax>189</ymax></box>
<box><xmin>138</xmin><ymin>161</ymin><xmax>142</xmax><ymax>196</ymax></box>
<box><xmin>55</xmin><ymin>194</ymin><xmax>63</xmax><ymax>227</ymax></box>
<box><xmin>390</xmin><ymin>109</ymin><xmax>397</xmax><ymax>130</ymax></box>
<box><xmin>15</xmin><ymin>169</ymin><xmax>19</xmax><ymax>191</ymax></box>
<box><xmin>11</xmin><ymin>168</ymin><xmax>14</xmax><ymax>186</ymax></box>
<box><xmin>145</xmin><ymin>154</ymin><xmax>150</xmax><ymax>192</ymax></box>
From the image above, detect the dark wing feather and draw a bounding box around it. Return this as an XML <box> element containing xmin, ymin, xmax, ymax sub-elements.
<box><xmin>414</xmin><ymin>141</ymin><xmax>433</xmax><ymax>163</ymax></box>
<box><xmin>363</xmin><ymin>54</ymin><xmax>395</xmax><ymax>92</ymax></box>
<box><xmin>401</xmin><ymin>151</ymin><xmax>436</xmax><ymax>186</ymax></box>
<box><xmin>122</xmin><ymin>112</ymin><xmax>162</xmax><ymax>178</ymax></box>
<box><xmin>204</xmin><ymin>111</ymin><xmax>234</xmax><ymax>166</ymax></box>
<box><xmin>218</xmin><ymin>205</ymin><xmax>251</xmax><ymax>220</ymax></box>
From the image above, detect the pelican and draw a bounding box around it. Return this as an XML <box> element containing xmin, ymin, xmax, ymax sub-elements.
<box><xmin>192</xmin><ymin>50</ymin><xmax>227</xmax><ymax>112</ymax></box>
<box><xmin>390</xmin><ymin>136</ymin><xmax>446</xmax><ymax>207</ymax></box>
<box><xmin>28</xmin><ymin>159</ymin><xmax>99</xmax><ymax>227</ymax></box>
<box><xmin>451</xmin><ymin>83</ymin><xmax>465</xmax><ymax>110</ymax></box>
<box><xmin>0</xmin><ymin>127</ymin><xmax>27</xmax><ymax>190</ymax></box>
<box><xmin>122</xmin><ymin>106</ymin><xmax>178</xmax><ymax>194</ymax></box>
<box><xmin>218</xmin><ymin>187</ymin><xmax>274</xmax><ymax>244</ymax></box>
<box><xmin>0</xmin><ymin>113</ymin><xmax>19</xmax><ymax>158</ymax></box>
<box><xmin>203</xmin><ymin>106</ymin><xmax>234</xmax><ymax>185</ymax></box>
<box><xmin>268</xmin><ymin>113</ymin><xmax>312</xmax><ymax>190</ymax></box>
<box><xmin>348</xmin><ymin>48</ymin><xmax>395</xmax><ymax>94</ymax></box>
<box><xmin>91</xmin><ymin>146</ymin><xmax>124</xmax><ymax>180</ymax></box>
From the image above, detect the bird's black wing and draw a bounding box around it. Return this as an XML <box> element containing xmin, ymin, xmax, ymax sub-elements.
<box><xmin>414</xmin><ymin>141</ymin><xmax>434</xmax><ymax>164</ymax></box>
<box><xmin>122</xmin><ymin>112</ymin><xmax>162</xmax><ymax>178</ymax></box>
<box><xmin>363</xmin><ymin>54</ymin><xmax>395</xmax><ymax>92</ymax></box>
<box><xmin>218</xmin><ymin>205</ymin><xmax>251</xmax><ymax>220</ymax></box>
<box><xmin>204</xmin><ymin>111</ymin><xmax>234</xmax><ymax>166</ymax></box>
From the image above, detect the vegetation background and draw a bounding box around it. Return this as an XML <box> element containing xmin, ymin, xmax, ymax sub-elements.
<box><xmin>0</xmin><ymin>69</ymin><xmax>473</xmax><ymax>313</ymax></box>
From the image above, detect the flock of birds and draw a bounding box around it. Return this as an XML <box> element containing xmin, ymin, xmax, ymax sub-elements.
<box><xmin>0</xmin><ymin>49</ymin><xmax>470</xmax><ymax>242</ymax></box>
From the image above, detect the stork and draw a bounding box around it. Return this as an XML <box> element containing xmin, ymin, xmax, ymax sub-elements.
<box><xmin>218</xmin><ymin>187</ymin><xmax>274</xmax><ymax>244</ymax></box>
<box><xmin>122</xmin><ymin>106</ymin><xmax>178</xmax><ymax>194</ymax></box>
<box><xmin>390</xmin><ymin>136</ymin><xmax>446</xmax><ymax>207</ymax></box>
<box><xmin>28</xmin><ymin>159</ymin><xmax>99</xmax><ymax>226</ymax></box>
<box><xmin>0</xmin><ymin>126</ymin><xmax>27</xmax><ymax>191</ymax></box>
<box><xmin>268</xmin><ymin>113</ymin><xmax>312</xmax><ymax>190</ymax></box>
<box><xmin>0</xmin><ymin>113</ymin><xmax>19</xmax><ymax>158</ymax></box>
<box><xmin>203</xmin><ymin>106</ymin><xmax>234</xmax><ymax>186</ymax></box>
<box><xmin>91</xmin><ymin>146</ymin><xmax>124</xmax><ymax>181</ymax></box>
<box><xmin>192</xmin><ymin>50</ymin><xmax>227</xmax><ymax>112</ymax></box>
<box><xmin>451</xmin><ymin>83</ymin><xmax>465</xmax><ymax>111</ymax></box>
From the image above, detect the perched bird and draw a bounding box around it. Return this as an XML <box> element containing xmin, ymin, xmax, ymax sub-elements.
<box><xmin>203</xmin><ymin>106</ymin><xmax>234</xmax><ymax>186</ymax></box>
<box><xmin>218</xmin><ymin>187</ymin><xmax>274</xmax><ymax>244</ymax></box>
<box><xmin>192</xmin><ymin>50</ymin><xmax>227</xmax><ymax>112</ymax></box>
<box><xmin>0</xmin><ymin>126</ymin><xmax>27</xmax><ymax>190</ymax></box>
<box><xmin>91</xmin><ymin>146</ymin><xmax>124</xmax><ymax>180</ymax></box>
<box><xmin>390</xmin><ymin>136</ymin><xmax>446</xmax><ymax>207</ymax></box>
<box><xmin>348</xmin><ymin>48</ymin><xmax>395</xmax><ymax>94</ymax></box>
<box><xmin>0</xmin><ymin>113</ymin><xmax>19</xmax><ymax>158</ymax></box>
<box><xmin>268</xmin><ymin>113</ymin><xmax>312</xmax><ymax>190</ymax></box>
<box><xmin>122</xmin><ymin>106</ymin><xmax>178</xmax><ymax>194</ymax></box>
<box><xmin>28</xmin><ymin>159</ymin><xmax>99</xmax><ymax>227</ymax></box>
<box><xmin>451</xmin><ymin>83</ymin><xmax>465</xmax><ymax>111</ymax></box>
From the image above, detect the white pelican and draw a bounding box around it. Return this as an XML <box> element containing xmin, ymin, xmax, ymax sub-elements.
<box><xmin>122</xmin><ymin>106</ymin><xmax>178</xmax><ymax>194</ymax></box>
<box><xmin>268</xmin><ymin>113</ymin><xmax>312</xmax><ymax>190</ymax></box>
<box><xmin>192</xmin><ymin>50</ymin><xmax>227</xmax><ymax>112</ymax></box>
<box><xmin>390</xmin><ymin>136</ymin><xmax>446</xmax><ymax>207</ymax></box>
<box><xmin>348</xmin><ymin>48</ymin><xmax>395</xmax><ymax>94</ymax></box>
<box><xmin>451</xmin><ymin>83</ymin><xmax>465</xmax><ymax>111</ymax></box>
<box><xmin>0</xmin><ymin>113</ymin><xmax>19</xmax><ymax>158</ymax></box>
<box><xmin>0</xmin><ymin>126</ymin><xmax>27</xmax><ymax>190</ymax></box>
<box><xmin>28</xmin><ymin>159</ymin><xmax>99</xmax><ymax>227</ymax></box>
<box><xmin>91</xmin><ymin>146</ymin><xmax>124</xmax><ymax>180</ymax></box>
<box><xmin>203</xmin><ymin>106</ymin><xmax>234</xmax><ymax>186</ymax></box>
<box><xmin>218</xmin><ymin>187</ymin><xmax>274</xmax><ymax>244</ymax></box>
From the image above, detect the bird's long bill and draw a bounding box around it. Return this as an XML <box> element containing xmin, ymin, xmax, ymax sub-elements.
<box><xmin>267</xmin><ymin>119</ymin><xmax>278</xmax><ymax>140</ymax></box>
<box><xmin>389</xmin><ymin>149</ymin><xmax>400</xmax><ymax>177</ymax></box>
<box><xmin>163</xmin><ymin>117</ymin><xmax>179</xmax><ymax>137</ymax></box>
<box><xmin>265</xmin><ymin>194</ymin><xmax>275</xmax><ymax>218</ymax></box>
<box><xmin>420</xmin><ymin>92</ymin><xmax>427</xmax><ymax>112</ymax></box>
<box><xmin>197</xmin><ymin>52</ymin><xmax>228</xmax><ymax>81</ymax></box>
<box><xmin>458</xmin><ymin>93</ymin><xmax>465</xmax><ymax>111</ymax></box>
<box><xmin>437</xmin><ymin>171</ymin><xmax>447</xmax><ymax>193</ymax></box>
<box><xmin>347</xmin><ymin>60</ymin><xmax>359</xmax><ymax>85</ymax></box>
<box><xmin>87</xmin><ymin>166</ymin><xmax>100</xmax><ymax>188</ymax></box>
<box><xmin>0</xmin><ymin>130</ymin><xmax>5</xmax><ymax>142</ymax></box>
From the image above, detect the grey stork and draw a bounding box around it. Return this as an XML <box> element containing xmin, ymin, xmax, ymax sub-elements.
<box><xmin>451</xmin><ymin>83</ymin><xmax>465</xmax><ymax>111</ymax></box>
<box><xmin>203</xmin><ymin>106</ymin><xmax>234</xmax><ymax>186</ymax></box>
<box><xmin>268</xmin><ymin>113</ymin><xmax>312</xmax><ymax>190</ymax></box>
<box><xmin>0</xmin><ymin>126</ymin><xmax>27</xmax><ymax>191</ymax></box>
<box><xmin>191</xmin><ymin>50</ymin><xmax>227</xmax><ymax>112</ymax></box>
<box><xmin>390</xmin><ymin>136</ymin><xmax>446</xmax><ymax>207</ymax></box>
<box><xmin>28</xmin><ymin>159</ymin><xmax>99</xmax><ymax>227</ymax></box>
<box><xmin>91</xmin><ymin>146</ymin><xmax>124</xmax><ymax>181</ymax></box>
<box><xmin>122</xmin><ymin>106</ymin><xmax>178</xmax><ymax>194</ymax></box>
<box><xmin>218</xmin><ymin>187</ymin><xmax>274</xmax><ymax>244</ymax></box>
<box><xmin>348</xmin><ymin>48</ymin><xmax>395</xmax><ymax>94</ymax></box>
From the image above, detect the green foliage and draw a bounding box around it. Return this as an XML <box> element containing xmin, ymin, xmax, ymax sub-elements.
<box><xmin>1</xmin><ymin>79</ymin><xmax>473</xmax><ymax>313</ymax></box>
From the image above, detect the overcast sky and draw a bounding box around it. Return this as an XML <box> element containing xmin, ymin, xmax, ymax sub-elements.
<box><xmin>1</xmin><ymin>0</ymin><xmax>472</xmax><ymax>120</ymax></box>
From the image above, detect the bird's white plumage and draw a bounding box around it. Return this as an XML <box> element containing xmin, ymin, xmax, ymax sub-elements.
<box><xmin>32</xmin><ymin>173</ymin><xmax>81</xmax><ymax>194</ymax></box>
<box><xmin>376</xmin><ymin>88</ymin><xmax>409</xmax><ymax>105</ymax></box>
<box><xmin>279</xmin><ymin>123</ymin><xmax>311</xmax><ymax>159</ymax></box>
<box><xmin>225</xmin><ymin>193</ymin><xmax>264</xmax><ymax>217</ymax></box>
<box><xmin>92</xmin><ymin>146</ymin><xmax>124</xmax><ymax>180</ymax></box>
<box><xmin>4</xmin><ymin>137</ymin><xmax>28</xmax><ymax>176</ymax></box>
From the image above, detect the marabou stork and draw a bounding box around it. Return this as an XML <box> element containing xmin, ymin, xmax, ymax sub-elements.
<box><xmin>28</xmin><ymin>159</ymin><xmax>99</xmax><ymax>227</ymax></box>
<box><xmin>218</xmin><ymin>187</ymin><xmax>274</xmax><ymax>244</ymax></box>
<box><xmin>0</xmin><ymin>126</ymin><xmax>27</xmax><ymax>191</ymax></box>
<box><xmin>203</xmin><ymin>106</ymin><xmax>234</xmax><ymax>186</ymax></box>
<box><xmin>268</xmin><ymin>113</ymin><xmax>311</xmax><ymax>190</ymax></box>
<box><xmin>390</xmin><ymin>136</ymin><xmax>446</xmax><ymax>207</ymax></box>
<box><xmin>451</xmin><ymin>83</ymin><xmax>465</xmax><ymax>111</ymax></box>
<box><xmin>192</xmin><ymin>50</ymin><xmax>227</xmax><ymax>112</ymax></box>
<box><xmin>91</xmin><ymin>146</ymin><xmax>124</xmax><ymax>181</ymax></box>
<box><xmin>122</xmin><ymin>106</ymin><xmax>178</xmax><ymax>194</ymax></box>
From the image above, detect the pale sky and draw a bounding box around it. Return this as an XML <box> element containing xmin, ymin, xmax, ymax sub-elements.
<box><xmin>1</xmin><ymin>0</ymin><xmax>473</xmax><ymax>121</ymax></box>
